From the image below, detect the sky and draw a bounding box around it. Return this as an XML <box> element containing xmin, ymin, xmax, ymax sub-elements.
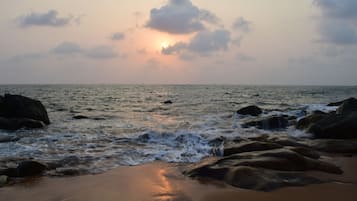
<box><xmin>0</xmin><ymin>0</ymin><xmax>356</xmax><ymax>85</ymax></box>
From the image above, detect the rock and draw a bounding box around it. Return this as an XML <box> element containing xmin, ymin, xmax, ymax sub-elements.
<box><xmin>224</xmin><ymin>141</ymin><xmax>283</xmax><ymax>156</ymax></box>
<box><xmin>336</xmin><ymin>97</ymin><xmax>357</xmax><ymax>114</ymax></box>
<box><xmin>163</xmin><ymin>100</ymin><xmax>173</xmax><ymax>104</ymax></box>
<box><xmin>327</xmin><ymin>97</ymin><xmax>356</xmax><ymax>107</ymax></box>
<box><xmin>73</xmin><ymin>115</ymin><xmax>89</xmax><ymax>120</ymax></box>
<box><xmin>242</xmin><ymin>116</ymin><xmax>289</xmax><ymax>130</ymax></box>
<box><xmin>54</xmin><ymin>167</ymin><xmax>88</xmax><ymax>176</ymax></box>
<box><xmin>237</xmin><ymin>105</ymin><xmax>262</xmax><ymax>116</ymax></box>
<box><xmin>0</xmin><ymin>161</ymin><xmax>47</xmax><ymax>177</ymax></box>
<box><xmin>308</xmin><ymin>112</ymin><xmax>357</xmax><ymax>139</ymax></box>
<box><xmin>288</xmin><ymin>147</ymin><xmax>320</xmax><ymax>159</ymax></box>
<box><xmin>0</xmin><ymin>117</ymin><xmax>46</xmax><ymax>130</ymax></box>
<box><xmin>0</xmin><ymin>175</ymin><xmax>8</xmax><ymax>187</ymax></box>
<box><xmin>185</xmin><ymin>148</ymin><xmax>341</xmax><ymax>191</ymax></box>
<box><xmin>225</xmin><ymin>166</ymin><xmax>321</xmax><ymax>191</ymax></box>
<box><xmin>0</xmin><ymin>135</ymin><xmax>20</xmax><ymax>143</ymax></box>
<box><xmin>296</xmin><ymin>112</ymin><xmax>328</xmax><ymax>130</ymax></box>
<box><xmin>308</xmin><ymin>139</ymin><xmax>357</xmax><ymax>153</ymax></box>
<box><xmin>0</xmin><ymin>94</ymin><xmax>50</xmax><ymax>125</ymax></box>
<box><xmin>16</xmin><ymin>161</ymin><xmax>47</xmax><ymax>177</ymax></box>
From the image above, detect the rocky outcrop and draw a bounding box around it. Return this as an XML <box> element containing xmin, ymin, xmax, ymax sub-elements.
<box><xmin>242</xmin><ymin>116</ymin><xmax>289</xmax><ymax>130</ymax></box>
<box><xmin>0</xmin><ymin>94</ymin><xmax>50</xmax><ymax>130</ymax></box>
<box><xmin>296</xmin><ymin>111</ymin><xmax>328</xmax><ymax>130</ymax></box>
<box><xmin>336</xmin><ymin>97</ymin><xmax>357</xmax><ymax>114</ymax></box>
<box><xmin>184</xmin><ymin>135</ymin><xmax>350</xmax><ymax>191</ymax></box>
<box><xmin>237</xmin><ymin>105</ymin><xmax>262</xmax><ymax>116</ymax></box>
<box><xmin>296</xmin><ymin>98</ymin><xmax>357</xmax><ymax>139</ymax></box>
<box><xmin>0</xmin><ymin>161</ymin><xmax>47</xmax><ymax>177</ymax></box>
<box><xmin>224</xmin><ymin>141</ymin><xmax>283</xmax><ymax>156</ymax></box>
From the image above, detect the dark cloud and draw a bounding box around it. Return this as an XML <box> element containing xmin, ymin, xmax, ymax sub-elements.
<box><xmin>51</xmin><ymin>42</ymin><xmax>118</xmax><ymax>59</ymax></box>
<box><xmin>17</xmin><ymin>10</ymin><xmax>74</xmax><ymax>27</ymax></box>
<box><xmin>233</xmin><ymin>17</ymin><xmax>251</xmax><ymax>32</ymax></box>
<box><xmin>162</xmin><ymin>29</ymin><xmax>231</xmax><ymax>56</ymax></box>
<box><xmin>314</xmin><ymin>0</ymin><xmax>357</xmax><ymax>45</ymax></box>
<box><xmin>146</xmin><ymin>0</ymin><xmax>220</xmax><ymax>34</ymax></box>
<box><xmin>111</xmin><ymin>32</ymin><xmax>125</xmax><ymax>41</ymax></box>
<box><xmin>318</xmin><ymin>22</ymin><xmax>357</xmax><ymax>45</ymax></box>
<box><xmin>51</xmin><ymin>42</ymin><xmax>82</xmax><ymax>54</ymax></box>
<box><xmin>237</xmin><ymin>54</ymin><xmax>256</xmax><ymax>62</ymax></box>
<box><xmin>314</xmin><ymin>0</ymin><xmax>357</xmax><ymax>19</ymax></box>
<box><xmin>85</xmin><ymin>46</ymin><xmax>118</xmax><ymax>59</ymax></box>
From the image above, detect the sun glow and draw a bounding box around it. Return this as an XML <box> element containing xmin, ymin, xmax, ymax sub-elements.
<box><xmin>160</xmin><ymin>41</ymin><xmax>170</xmax><ymax>49</ymax></box>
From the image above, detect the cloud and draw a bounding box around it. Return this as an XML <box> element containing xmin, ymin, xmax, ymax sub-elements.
<box><xmin>163</xmin><ymin>29</ymin><xmax>231</xmax><ymax>56</ymax></box>
<box><xmin>51</xmin><ymin>42</ymin><xmax>118</xmax><ymax>59</ymax></box>
<box><xmin>162</xmin><ymin>29</ymin><xmax>231</xmax><ymax>55</ymax></box>
<box><xmin>17</xmin><ymin>10</ymin><xmax>75</xmax><ymax>28</ymax></box>
<box><xmin>85</xmin><ymin>46</ymin><xmax>118</xmax><ymax>59</ymax></box>
<box><xmin>314</xmin><ymin>0</ymin><xmax>357</xmax><ymax>19</ymax></box>
<box><xmin>146</xmin><ymin>0</ymin><xmax>220</xmax><ymax>34</ymax></box>
<box><xmin>111</xmin><ymin>32</ymin><xmax>125</xmax><ymax>41</ymax></box>
<box><xmin>314</xmin><ymin>0</ymin><xmax>357</xmax><ymax>45</ymax></box>
<box><xmin>233</xmin><ymin>17</ymin><xmax>251</xmax><ymax>32</ymax></box>
<box><xmin>237</xmin><ymin>54</ymin><xmax>256</xmax><ymax>62</ymax></box>
<box><xmin>318</xmin><ymin>21</ymin><xmax>357</xmax><ymax>45</ymax></box>
<box><xmin>51</xmin><ymin>42</ymin><xmax>82</xmax><ymax>54</ymax></box>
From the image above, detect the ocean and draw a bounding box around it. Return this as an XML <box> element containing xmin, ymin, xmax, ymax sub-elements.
<box><xmin>1</xmin><ymin>85</ymin><xmax>356</xmax><ymax>173</ymax></box>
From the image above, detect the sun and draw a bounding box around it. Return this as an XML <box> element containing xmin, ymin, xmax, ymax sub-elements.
<box><xmin>160</xmin><ymin>41</ymin><xmax>170</xmax><ymax>49</ymax></box>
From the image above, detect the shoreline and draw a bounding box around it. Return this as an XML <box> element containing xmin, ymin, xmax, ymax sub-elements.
<box><xmin>1</xmin><ymin>155</ymin><xmax>357</xmax><ymax>201</ymax></box>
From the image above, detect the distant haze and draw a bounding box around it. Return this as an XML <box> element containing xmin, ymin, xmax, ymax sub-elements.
<box><xmin>0</xmin><ymin>0</ymin><xmax>356</xmax><ymax>85</ymax></box>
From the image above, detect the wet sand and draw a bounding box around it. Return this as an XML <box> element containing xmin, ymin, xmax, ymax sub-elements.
<box><xmin>1</xmin><ymin>157</ymin><xmax>357</xmax><ymax>201</ymax></box>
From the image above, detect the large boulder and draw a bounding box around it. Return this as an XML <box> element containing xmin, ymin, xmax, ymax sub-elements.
<box><xmin>225</xmin><ymin>166</ymin><xmax>321</xmax><ymax>191</ymax></box>
<box><xmin>336</xmin><ymin>97</ymin><xmax>357</xmax><ymax>114</ymax></box>
<box><xmin>307</xmin><ymin>112</ymin><xmax>357</xmax><ymax>139</ymax></box>
<box><xmin>224</xmin><ymin>141</ymin><xmax>283</xmax><ymax>156</ymax></box>
<box><xmin>237</xmin><ymin>105</ymin><xmax>262</xmax><ymax>116</ymax></box>
<box><xmin>327</xmin><ymin>97</ymin><xmax>357</xmax><ymax>107</ymax></box>
<box><xmin>0</xmin><ymin>161</ymin><xmax>47</xmax><ymax>177</ymax></box>
<box><xmin>307</xmin><ymin>139</ymin><xmax>357</xmax><ymax>153</ymax></box>
<box><xmin>0</xmin><ymin>94</ymin><xmax>50</xmax><ymax>125</ymax></box>
<box><xmin>184</xmin><ymin>148</ymin><xmax>341</xmax><ymax>191</ymax></box>
<box><xmin>0</xmin><ymin>117</ymin><xmax>46</xmax><ymax>130</ymax></box>
<box><xmin>242</xmin><ymin>116</ymin><xmax>289</xmax><ymax>130</ymax></box>
<box><xmin>296</xmin><ymin>111</ymin><xmax>328</xmax><ymax>130</ymax></box>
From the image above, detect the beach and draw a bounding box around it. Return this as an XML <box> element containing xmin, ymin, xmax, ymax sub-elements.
<box><xmin>1</xmin><ymin>155</ymin><xmax>357</xmax><ymax>201</ymax></box>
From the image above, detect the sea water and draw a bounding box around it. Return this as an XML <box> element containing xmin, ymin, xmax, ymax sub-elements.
<box><xmin>0</xmin><ymin>85</ymin><xmax>356</xmax><ymax>173</ymax></box>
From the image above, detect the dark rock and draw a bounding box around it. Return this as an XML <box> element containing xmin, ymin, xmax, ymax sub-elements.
<box><xmin>0</xmin><ymin>135</ymin><xmax>20</xmax><ymax>143</ymax></box>
<box><xmin>308</xmin><ymin>112</ymin><xmax>357</xmax><ymax>139</ymax></box>
<box><xmin>0</xmin><ymin>175</ymin><xmax>8</xmax><ymax>187</ymax></box>
<box><xmin>288</xmin><ymin>147</ymin><xmax>320</xmax><ymax>159</ymax></box>
<box><xmin>0</xmin><ymin>117</ymin><xmax>46</xmax><ymax>130</ymax></box>
<box><xmin>308</xmin><ymin>139</ymin><xmax>357</xmax><ymax>153</ymax></box>
<box><xmin>237</xmin><ymin>105</ymin><xmax>262</xmax><ymax>116</ymax></box>
<box><xmin>0</xmin><ymin>94</ymin><xmax>50</xmax><ymax>124</ymax></box>
<box><xmin>336</xmin><ymin>97</ymin><xmax>357</xmax><ymax>114</ymax></box>
<box><xmin>16</xmin><ymin>161</ymin><xmax>47</xmax><ymax>177</ymax></box>
<box><xmin>185</xmin><ymin>148</ymin><xmax>341</xmax><ymax>191</ymax></box>
<box><xmin>242</xmin><ymin>116</ymin><xmax>289</xmax><ymax>130</ymax></box>
<box><xmin>327</xmin><ymin>97</ymin><xmax>356</xmax><ymax>107</ymax></box>
<box><xmin>296</xmin><ymin>112</ymin><xmax>329</xmax><ymax>130</ymax></box>
<box><xmin>73</xmin><ymin>115</ymin><xmax>89</xmax><ymax>120</ymax></box>
<box><xmin>163</xmin><ymin>100</ymin><xmax>173</xmax><ymax>104</ymax></box>
<box><xmin>225</xmin><ymin>166</ymin><xmax>321</xmax><ymax>191</ymax></box>
<box><xmin>0</xmin><ymin>161</ymin><xmax>47</xmax><ymax>177</ymax></box>
<box><xmin>268</xmin><ymin>137</ymin><xmax>309</xmax><ymax>148</ymax></box>
<box><xmin>221</xmin><ymin>149</ymin><xmax>342</xmax><ymax>174</ymax></box>
<box><xmin>224</xmin><ymin>141</ymin><xmax>283</xmax><ymax>156</ymax></box>
<box><xmin>55</xmin><ymin>167</ymin><xmax>88</xmax><ymax>176</ymax></box>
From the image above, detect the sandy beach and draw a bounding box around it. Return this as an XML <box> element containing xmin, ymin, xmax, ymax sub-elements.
<box><xmin>1</xmin><ymin>155</ymin><xmax>357</xmax><ymax>201</ymax></box>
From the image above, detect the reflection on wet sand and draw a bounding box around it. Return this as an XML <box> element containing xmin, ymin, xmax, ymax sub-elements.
<box><xmin>0</xmin><ymin>162</ymin><xmax>357</xmax><ymax>201</ymax></box>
